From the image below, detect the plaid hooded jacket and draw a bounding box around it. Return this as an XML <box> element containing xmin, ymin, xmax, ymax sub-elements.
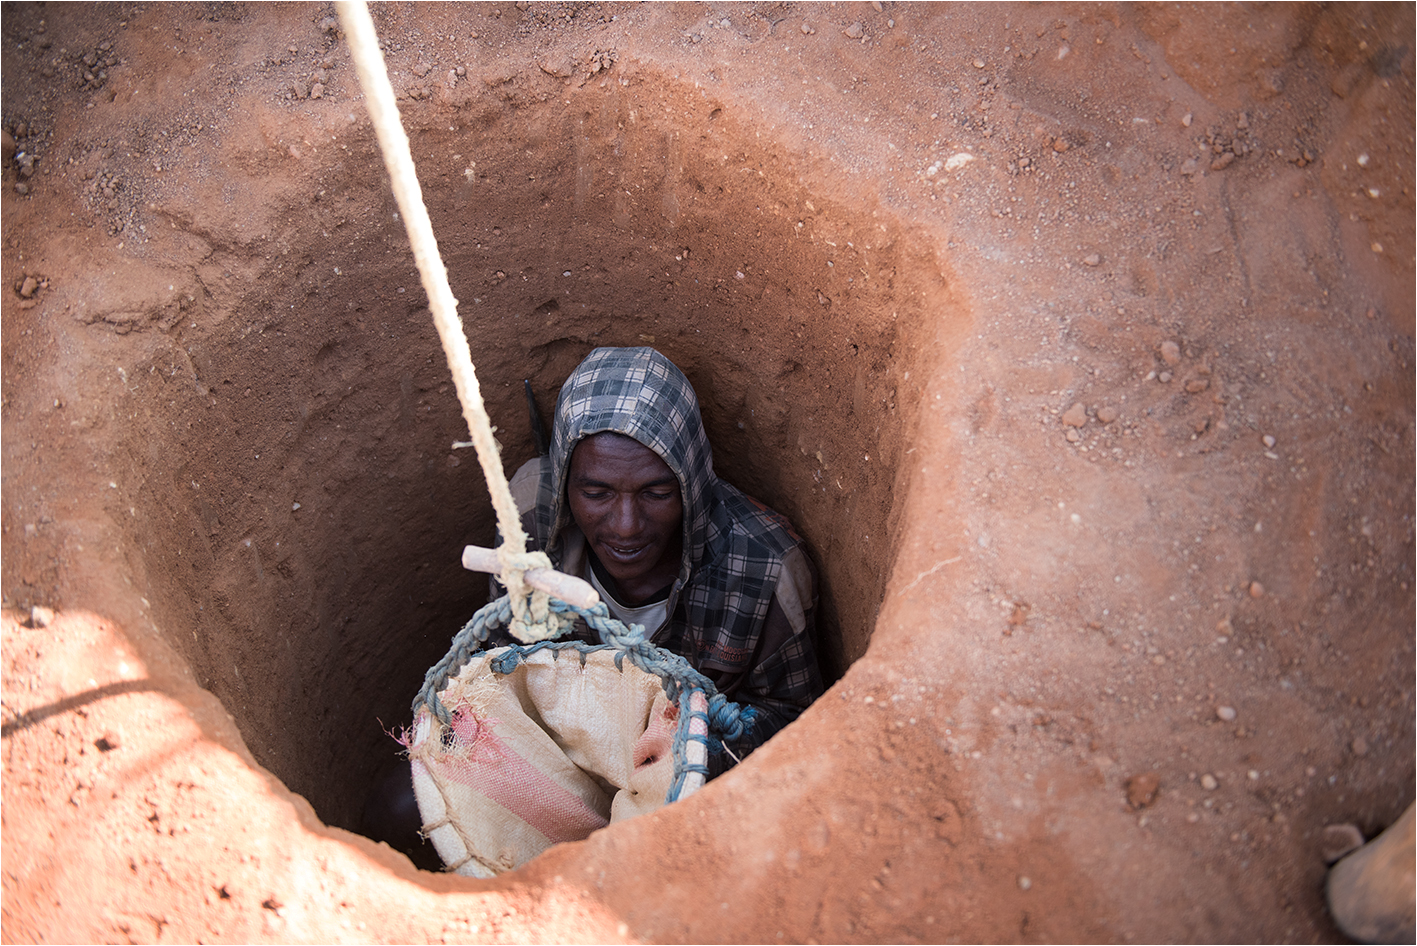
<box><xmin>507</xmin><ymin>347</ymin><xmax>823</xmax><ymax>761</ymax></box>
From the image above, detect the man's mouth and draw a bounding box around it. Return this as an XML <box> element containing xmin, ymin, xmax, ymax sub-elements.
<box><xmin>600</xmin><ymin>542</ymin><xmax>649</xmax><ymax>563</ymax></box>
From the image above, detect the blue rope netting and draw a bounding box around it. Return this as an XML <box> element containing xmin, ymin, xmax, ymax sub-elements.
<box><xmin>412</xmin><ymin>593</ymin><xmax>757</xmax><ymax>802</ymax></box>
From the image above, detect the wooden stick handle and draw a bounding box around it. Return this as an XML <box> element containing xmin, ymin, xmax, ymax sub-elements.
<box><xmin>461</xmin><ymin>545</ymin><xmax>600</xmax><ymax>610</ymax></box>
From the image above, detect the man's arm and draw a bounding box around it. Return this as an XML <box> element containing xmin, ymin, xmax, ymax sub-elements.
<box><xmin>707</xmin><ymin>594</ymin><xmax>824</xmax><ymax>765</ymax></box>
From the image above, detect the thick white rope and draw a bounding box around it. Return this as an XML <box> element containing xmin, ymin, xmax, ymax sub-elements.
<box><xmin>337</xmin><ymin>0</ymin><xmax>572</xmax><ymax>642</ymax></box>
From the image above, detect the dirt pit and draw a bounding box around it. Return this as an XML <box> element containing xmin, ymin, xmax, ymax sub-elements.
<box><xmin>3</xmin><ymin>3</ymin><xmax>1413</xmax><ymax>943</ymax></box>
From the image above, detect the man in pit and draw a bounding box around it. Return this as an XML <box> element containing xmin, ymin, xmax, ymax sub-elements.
<box><xmin>500</xmin><ymin>346</ymin><xmax>824</xmax><ymax>762</ymax></box>
<box><xmin>365</xmin><ymin>347</ymin><xmax>822</xmax><ymax>864</ymax></box>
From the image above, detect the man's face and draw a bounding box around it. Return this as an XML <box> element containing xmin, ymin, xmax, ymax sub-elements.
<box><xmin>567</xmin><ymin>432</ymin><xmax>683</xmax><ymax>602</ymax></box>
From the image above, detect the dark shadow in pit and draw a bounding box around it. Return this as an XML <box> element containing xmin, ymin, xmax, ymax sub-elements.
<box><xmin>116</xmin><ymin>74</ymin><xmax>950</xmax><ymax>835</ymax></box>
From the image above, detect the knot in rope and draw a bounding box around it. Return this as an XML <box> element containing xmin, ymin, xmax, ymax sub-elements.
<box><xmin>497</xmin><ymin>548</ymin><xmax>576</xmax><ymax>643</ymax></box>
<box><xmin>706</xmin><ymin>693</ymin><xmax>754</xmax><ymax>742</ymax></box>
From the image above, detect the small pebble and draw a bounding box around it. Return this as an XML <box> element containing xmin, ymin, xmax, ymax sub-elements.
<box><xmin>1158</xmin><ymin>371</ymin><xmax>1172</xmax><ymax>383</ymax></box>
<box><xmin>973</xmin><ymin>58</ymin><xmax>986</xmax><ymax>69</ymax></box>
<box><xmin>1017</xmin><ymin>876</ymin><xmax>1032</xmax><ymax>891</ymax></box>
<box><xmin>1181</xmin><ymin>111</ymin><xmax>1193</xmax><ymax>127</ymax></box>
<box><xmin>800</xmin><ymin>22</ymin><xmax>814</xmax><ymax>35</ymax></box>
<box><xmin>844</xmin><ymin>23</ymin><xmax>863</xmax><ymax>39</ymax></box>
<box><xmin>1210</xmin><ymin>151</ymin><xmax>1235</xmax><ymax>171</ymax></box>
<box><xmin>1248</xmin><ymin>581</ymin><xmax>1264</xmax><ymax>598</ymax></box>
<box><xmin>1052</xmin><ymin>137</ymin><xmax>1069</xmax><ymax>153</ymax></box>
<box><xmin>30</xmin><ymin>605</ymin><xmax>54</xmax><ymax>628</ymax></box>
<box><xmin>1322</xmin><ymin>824</ymin><xmax>1365</xmax><ymax>863</ymax></box>
<box><xmin>1125</xmin><ymin>772</ymin><xmax>1161</xmax><ymax>809</ymax></box>
<box><xmin>1351</xmin><ymin>737</ymin><xmax>1368</xmax><ymax>757</ymax></box>
<box><xmin>1061</xmin><ymin>402</ymin><xmax>1088</xmax><ymax>428</ymax></box>
<box><xmin>1200</xmin><ymin>774</ymin><xmax>1218</xmax><ymax>791</ymax></box>
<box><xmin>1185</xmin><ymin>378</ymin><xmax>1209</xmax><ymax>393</ymax></box>
<box><xmin>1064</xmin><ymin>428</ymin><xmax>1080</xmax><ymax>443</ymax></box>
<box><xmin>1159</xmin><ymin>340</ymin><xmax>1182</xmax><ymax>365</ymax></box>
<box><xmin>1356</xmin><ymin>152</ymin><xmax>1370</xmax><ymax>167</ymax></box>
<box><xmin>1096</xmin><ymin>405</ymin><xmax>1119</xmax><ymax>424</ymax></box>
<box><xmin>19</xmin><ymin>275</ymin><xmax>39</xmax><ymax>298</ymax></box>
<box><xmin>1262</xmin><ymin>434</ymin><xmax>1276</xmax><ymax>448</ymax></box>
<box><xmin>1216</xmin><ymin>705</ymin><xmax>1237</xmax><ymax>722</ymax></box>
<box><xmin>1082</xmin><ymin>253</ymin><xmax>1101</xmax><ymax>267</ymax></box>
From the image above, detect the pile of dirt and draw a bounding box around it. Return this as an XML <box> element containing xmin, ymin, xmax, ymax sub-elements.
<box><xmin>3</xmin><ymin>3</ymin><xmax>1412</xmax><ymax>942</ymax></box>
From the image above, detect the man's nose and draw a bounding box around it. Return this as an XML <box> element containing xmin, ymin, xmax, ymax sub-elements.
<box><xmin>607</xmin><ymin>494</ymin><xmax>640</xmax><ymax>535</ymax></box>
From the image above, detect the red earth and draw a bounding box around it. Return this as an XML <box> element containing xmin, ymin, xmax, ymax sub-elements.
<box><xmin>3</xmin><ymin>2</ymin><xmax>1413</xmax><ymax>942</ymax></box>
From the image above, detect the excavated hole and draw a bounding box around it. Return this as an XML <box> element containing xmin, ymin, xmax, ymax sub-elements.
<box><xmin>114</xmin><ymin>77</ymin><xmax>951</xmax><ymax>835</ymax></box>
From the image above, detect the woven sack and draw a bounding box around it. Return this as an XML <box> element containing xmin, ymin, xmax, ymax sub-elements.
<box><xmin>409</xmin><ymin>643</ymin><xmax>710</xmax><ymax>877</ymax></box>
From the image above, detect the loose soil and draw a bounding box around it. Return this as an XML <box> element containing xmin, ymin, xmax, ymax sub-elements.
<box><xmin>2</xmin><ymin>2</ymin><xmax>1413</xmax><ymax>943</ymax></box>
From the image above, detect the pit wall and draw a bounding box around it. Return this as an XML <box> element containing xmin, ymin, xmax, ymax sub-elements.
<box><xmin>106</xmin><ymin>72</ymin><xmax>955</xmax><ymax>830</ymax></box>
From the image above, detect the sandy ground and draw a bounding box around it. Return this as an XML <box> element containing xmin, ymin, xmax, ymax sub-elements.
<box><xmin>2</xmin><ymin>2</ymin><xmax>1414</xmax><ymax>943</ymax></box>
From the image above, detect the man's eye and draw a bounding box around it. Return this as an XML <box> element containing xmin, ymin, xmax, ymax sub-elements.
<box><xmin>645</xmin><ymin>491</ymin><xmax>676</xmax><ymax>502</ymax></box>
<box><xmin>580</xmin><ymin>490</ymin><xmax>609</xmax><ymax>501</ymax></box>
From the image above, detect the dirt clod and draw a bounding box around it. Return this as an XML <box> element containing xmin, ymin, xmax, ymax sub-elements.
<box><xmin>1322</xmin><ymin>824</ymin><xmax>1365</xmax><ymax>863</ymax></box>
<box><xmin>1126</xmin><ymin>772</ymin><xmax>1161</xmax><ymax>808</ymax></box>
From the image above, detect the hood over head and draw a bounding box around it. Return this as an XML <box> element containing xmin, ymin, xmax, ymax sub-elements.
<box><xmin>539</xmin><ymin>346</ymin><xmax>714</xmax><ymax>581</ymax></box>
